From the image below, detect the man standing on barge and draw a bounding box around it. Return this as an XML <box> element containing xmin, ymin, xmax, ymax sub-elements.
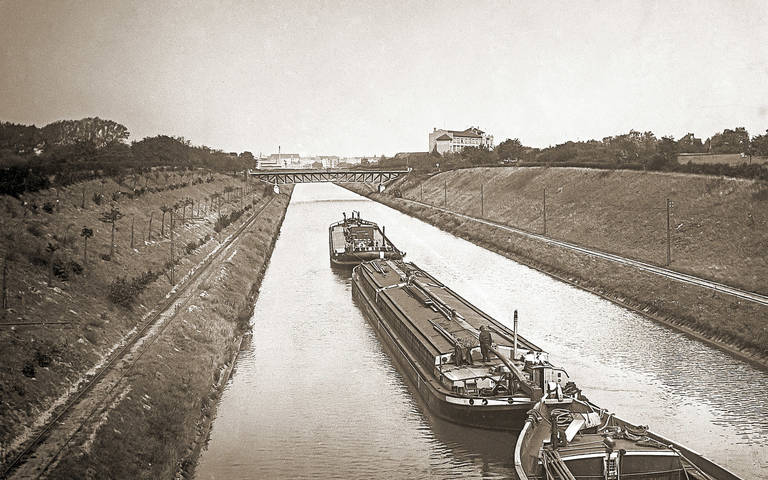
<box><xmin>479</xmin><ymin>325</ymin><xmax>492</xmax><ymax>363</ymax></box>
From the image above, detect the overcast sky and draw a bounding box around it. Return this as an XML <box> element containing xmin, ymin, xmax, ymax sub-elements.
<box><xmin>1</xmin><ymin>0</ymin><xmax>767</xmax><ymax>156</ymax></box>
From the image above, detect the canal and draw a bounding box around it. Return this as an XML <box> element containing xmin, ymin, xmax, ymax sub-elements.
<box><xmin>195</xmin><ymin>183</ymin><xmax>767</xmax><ymax>479</ymax></box>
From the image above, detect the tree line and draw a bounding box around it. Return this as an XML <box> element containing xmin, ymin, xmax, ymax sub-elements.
<box><xmin>0</xmin><ymin>117</ymin><xmax>256</xmax><ymax>196</ymax></box>
<box><xmin>379</xmin><ymin>126</ymin><xmax>768</xmax><ymax>180</ymax></box>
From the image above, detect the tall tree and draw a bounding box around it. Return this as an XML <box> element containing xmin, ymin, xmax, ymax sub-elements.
<box><xmin>750</xmin><ymin>129</ymin><xmax>768</xmax><ymax>157</ymax></box>
<box><xmin>41</xmin><ymin>117</ymin><xmax>129</xmax><ymax>149</ymax></box>
<box><xmin>99</xmin><ymin>205</ymin><xmax>124</xmax><ymax>260</ymax></box>
<box><xmin>80</xmin><ymin>227</ymin><xmax>93</xmax><ymax>266</ymax></box>
<box><xmin>495</xmin><ymin>138</ymin><xmax>525</xmax><ymax>162</ymax></box>
<box><xmin>709</xmin><ymin>127</ymin><xmax>750</xmax><ymax>154</ymax></box>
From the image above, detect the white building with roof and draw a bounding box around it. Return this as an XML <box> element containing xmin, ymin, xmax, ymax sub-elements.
<box><xmin>428</xmin><ymin>127</ymin><xmax>494</xmax><ymax>154</ymax></box>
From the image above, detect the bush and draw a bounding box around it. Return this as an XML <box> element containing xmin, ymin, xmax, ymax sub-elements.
<box><xmin>108</xmin><ymin>269</ymin><xmax>160</xmax><ymax>308</ymax></box>
<box><xmin>26</xmin><ymin>223</ymin><xmax>44</xmax><ymax>237</ymax></box>
<box><xmin>108</xmin><ymin>277</ymin><xmax>135</xmax><ymax>308</ymax></box>
<box><xmin>84</xmin><ymin>330</ymin><xmax>99</xmax><ymax>344</ymax></box>
<box><xmin>22</xmin><ymin>362</ymin><xmax>35</xmax><ymax>378</ymax></box>
<box><xmin>35</xmin><ymin>350</ymin><xmax>52</xmax><ymax>367</ymax></box>
<box><xmin>43</xmin><ymin>201</ymin><xmax>54</xmax><ymax>213</ymax></box>
<box><xmin>92</xmin><ymin>192</ymin><xmax>104</xmax><ymax>205</ymax></box>
<box><xmin>185</xmin><ymin>240</ymin><xmax>197</xmax><ymax>255</ymax></box>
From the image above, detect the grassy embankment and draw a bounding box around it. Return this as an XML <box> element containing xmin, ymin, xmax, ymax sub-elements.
<box><xmin>346</xmin><ymin>166</ymin><xmax>768</xmax><ymax>362</ymax></box>
<box><xmin>44</xmin><ymin>185</ymin><xmax>293</xmax><ymax>479</ymax></box>
<box><xmin>0</xmin><ymin>171</ymin><xmax>272</xmax><ymax>465</ymax></box>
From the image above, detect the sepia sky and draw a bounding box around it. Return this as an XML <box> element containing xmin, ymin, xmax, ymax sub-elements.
<box><xmin>1</xmin><ymin>0</ymin><xmax>768</xmax><ymax>156</ymax></box>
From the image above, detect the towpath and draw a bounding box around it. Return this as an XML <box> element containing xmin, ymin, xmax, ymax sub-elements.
<box><xmin>404</xmin><ymin>198</ymin><xmax>768</xmax><ymax>307</ymax></box>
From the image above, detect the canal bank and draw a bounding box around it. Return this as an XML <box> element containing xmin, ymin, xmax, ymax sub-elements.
<box><xmin>342</xmin><ymin>176</ymin><xmax>768</xmax><ymax>369</ymax></box>
<box><xmin>41</xmin><ymin>187</ymin><xmax>293</xmax><ymax>480</ymax></box>
<box><xmin>196</xmin><ymin>183</ymin><xmax>768</xmax><ymax>480</ymax></box>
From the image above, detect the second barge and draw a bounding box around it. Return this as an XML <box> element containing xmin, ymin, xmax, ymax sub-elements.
<box><xmin>329</xmin><ymin>211</ymin><xmax>404</xmax><ymax>266</ymax></box>
<box><xmin>352</xmin><ymin>259</ymin><xmax>572</xmax><ymax>431</ymax></box>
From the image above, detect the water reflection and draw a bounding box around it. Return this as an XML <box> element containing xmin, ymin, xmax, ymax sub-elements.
<box><xmin>196</xmin><ymin>183</ymin><xmax>767</xmax><ymax>480</ymax></box>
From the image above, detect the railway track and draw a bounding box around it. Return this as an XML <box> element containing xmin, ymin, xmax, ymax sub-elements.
<box><xmin>2</xmin><ymin>196</ymin><xmax>276</xmax><ymax>479</ymax></box>
<box><xmin>408</xmin><ymin>199</ymin><xmax>768</xmax><ymax>307</ymax></box>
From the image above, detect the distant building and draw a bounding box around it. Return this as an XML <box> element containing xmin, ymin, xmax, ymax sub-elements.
<box><xmin>429</xmin><ymin>127</ymin><xmax>493</xmax><ymax>154</ymax></box>
<box><xmin>258</xmin><ymin>153</ymin><xmax>300</xmax><ymax>169</ymax></box>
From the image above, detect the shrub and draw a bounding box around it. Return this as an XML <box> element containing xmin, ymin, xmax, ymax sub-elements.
<box><xmin>84</xmin><ymin>330</ymin><xmax>99</xmax><ymax>344</ymax></box>
<box><xmin>22</xmin><ymin>362</ymin><xmax>35</xmax><ymax>378</ymax></box>
<box><xmin>35</xmin><ymin>350</ymin><xmax>52</xmax><ymax>367</ymax></box>
<box><xmin>43</xmin><ymin>201</ymin><xmax>54</xmax><ymax>213</ymax></box>
<box><xmin>92</xmin><ymin>192</ymin><xmax>104</xmax><ymax>205</ymax></box>
<box><xmin>100</xmin><ymin>253</ymin><xmax>111</xmax><ymax>261</ymax></box>
<box><xmin>108</xmin><ymin>269</ymin><xmax>160</xmax><ymax>308</ymax></box>
<box><xmin>52</xmin><ymin>260</ymin><xmax>69</xmax><ymax>280</ymax></box>
<box><xmin>108</xmin><ymin>277</ymin><xmax>134</xmax><ymax>308</ymax></box>
<box><xmin>26</xmin><ymin>223</ymin><xmax>44</xmax><ymax>237</ymax></box>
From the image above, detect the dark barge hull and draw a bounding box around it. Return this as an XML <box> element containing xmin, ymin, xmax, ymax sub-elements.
<box><xmin>352</xmin><ymin>270</ymin><xmax>533</xmax><ymax>431</ymax></box>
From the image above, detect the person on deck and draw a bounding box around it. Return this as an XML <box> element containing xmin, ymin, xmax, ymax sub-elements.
<box><xmin>462</xmin><ymin>337</ymin><xmax>474</xmax><ymax>366</ymax></box>
<box><xmin>479</xmin><ymin>325</ymin><xmax>492</xmax><ymax>362</ymax></box>
<box><xmin>453</xmin><ymin>342</ymin><xmax>465</xmax><ymax>366</ymax></box>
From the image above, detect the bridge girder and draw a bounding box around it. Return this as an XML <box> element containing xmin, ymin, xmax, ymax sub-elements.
<box><xmin>248</xmin><ymin>169</ymin><xmax>409</xmax><ymax>185</ymax></box>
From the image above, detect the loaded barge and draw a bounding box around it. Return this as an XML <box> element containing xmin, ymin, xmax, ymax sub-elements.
<box><xmin>352</xmin><ymin>259</ymin><xmax>572</xmax><ymax>431</ymax></box>
<box><xmin>514</xmin><ymin>396</ymin><xmax>743</xmax><ymax>480</ymax></box>
<box><xmin>329</xmin><ymin>211</ymin><xmax>404</xmax><ymax>266</ymax></box>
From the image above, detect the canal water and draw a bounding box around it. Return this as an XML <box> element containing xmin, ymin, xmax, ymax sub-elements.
<box><xmin>195</xmin><ymin>183</ymin><xmax>767</xmax><ymax>479</ymax></box>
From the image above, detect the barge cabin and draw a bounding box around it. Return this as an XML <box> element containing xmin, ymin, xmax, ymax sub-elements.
<box><xmin>352</xmin><ymin>259</ymin><xmax>573</xmax><ymax>431</ymax></box>
<box><xmin>329</xmin><ymin>211</ymin><xmax>404</xmax><ymax>266</ymax></box>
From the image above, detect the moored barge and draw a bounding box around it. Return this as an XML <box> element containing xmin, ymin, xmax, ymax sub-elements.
<box><xmin>329</xmin><ymin>211</ymin><xmax>404</xmax><ymax>266</ymax></box>
<box><xmin>514</xmin><ymin>396</ymin><xmax>743</xmax><ymax>480</ymax></box>
<box><xmin>351</xmin><ymin>259</ymin><xmax>573</xmax><ymax>431</ymax></box>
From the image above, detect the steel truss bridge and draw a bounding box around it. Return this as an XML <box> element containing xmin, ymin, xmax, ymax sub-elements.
<box><xmin>248</xmin><ymin>169</ymin><xmax>409</xmax><ymax>185</ymax></box>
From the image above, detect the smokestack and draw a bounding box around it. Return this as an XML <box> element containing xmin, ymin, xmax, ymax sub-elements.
<box><xmin>513</xmin><ymin>310</ymin><xmax>518</xmax><ymax>360</ymax></box>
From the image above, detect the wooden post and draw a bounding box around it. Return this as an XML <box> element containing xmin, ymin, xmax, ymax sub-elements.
<box><xmin>148</xmin><ymin>212</ymin><xmax>153</xmax><ymax>241</ymax></box>
<box><xmin>543</xmin><ymin>188</ymin><xmax>547</xmax><ymax>235</ymax></box>
<box><xmin>420</xmin><ymin>183</ymin><xmax>423</xmax><ymax>202</ymax></box>
<box><xmin>666</xmin><ymin>199</ymin><xmax>671</xmax><ymax>266</ymax></box>
<box><xmin>130</xmin><ymin>216</ymin><xmax>135</xmax><ymax>249</ymax></box>
<box><xmin>444</xmin><ymin>179</ymin><xmax>447</xmax><ymax>207</ymax></box>
<box><xmin>170</xmin><ymin>211</ymin><xmax>175</xmax><ymax>285</ymax></box>
<box><xmin>82</xmin><ymin>187</ymin><xmax>86</xmax><ymax>209</ymax></box>
<box><xmin>2</xmin><ymin>255</ymin><xmax>8</xmax><ymax>309</ymax></box>
<box><xmin>481</xmin><ymin>183</ymin><xmax>484</xmax><ymax>218</ymax></box>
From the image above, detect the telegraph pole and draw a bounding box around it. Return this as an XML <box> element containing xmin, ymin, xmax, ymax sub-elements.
<box><xmin>444</xmin><ymin>179</ymin><xmax>447</xmax><ymax>208</ymax></box>
<box><xmin>666</xmin><ymin>198</ymin><xmax>671</xmax><ymax>266</ymax></box>
<box><xmin>481</xmin><ymin>183</ymin><xmax>484</xmax><ymax>218</ymax></box>
<box><xmin>420</xmin><ymin>183</ymin><xmax>423</xmax><ymax>202</ymax></box>
<box><xmin>170</xmin><ymin>211</ymin><xmax>175</xmax><ymax>285</ymax></box>
<box><xmin>543</xmin><ymin>188</ymin><xmax>547</xmax><ymax>235</ymax></box>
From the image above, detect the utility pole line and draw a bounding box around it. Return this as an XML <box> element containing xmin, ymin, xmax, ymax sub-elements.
<box><xmin>666</xmin><ymin>198</ymin><xmax>671</xmax><ymax>266</ymax></box>
<box><xmin>543</xmin><ymin>188</ymin><xmax>547</xmax><ymax>236</ymax></box>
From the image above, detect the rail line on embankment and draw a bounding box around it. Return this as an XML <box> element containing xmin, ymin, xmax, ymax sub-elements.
<box><xmin>2</xmin><ymin>196</ymin><xmax>276</xmax><ymax>480</ymax></box>
<box><xmin>405</xmin><ymin>198</ymin><xmax>768</xmax><ymax>307</ymax></box>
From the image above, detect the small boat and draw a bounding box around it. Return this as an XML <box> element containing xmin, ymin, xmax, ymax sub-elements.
<box><xmin>352</xmin><ymin>259</ymin><xmax>573</xmax><ymax>431</ymax></box>
<box><xmin>514</xmin><ymin>395</ymin><xmax>743</xmax><ymax>480</ymax></box>
<box><xmin>329</xmin><ymin>211</ymin><xmax>404</xmax><ymax>266</ymax></box>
